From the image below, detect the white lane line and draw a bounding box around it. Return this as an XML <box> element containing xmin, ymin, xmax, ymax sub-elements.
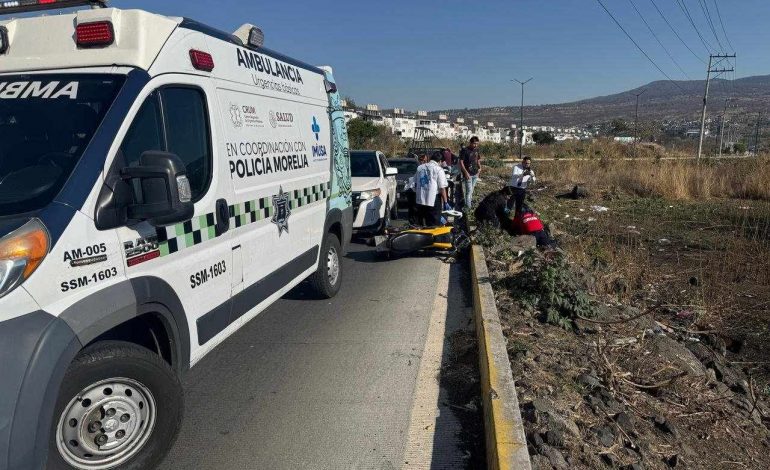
<box><xmin>401</xmin><ymin>261</ymin><xmax>465</xmax><ymax>469</ymax></box>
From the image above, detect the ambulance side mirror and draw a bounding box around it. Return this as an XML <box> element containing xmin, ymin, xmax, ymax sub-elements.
<box><xmin>120</xmin><ymin>151</ymin><xmax>194</xmax><ymax>227</ymax></box>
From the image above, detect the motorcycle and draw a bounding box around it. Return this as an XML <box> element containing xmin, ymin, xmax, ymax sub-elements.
<box><xmin>373</xmin><ymin>210</ymin><xmax>470</xmax><ymax>258</ymax></box>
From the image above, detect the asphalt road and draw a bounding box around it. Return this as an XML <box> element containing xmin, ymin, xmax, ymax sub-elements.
<box><xmin>157</xmin><ymin>240</ymin><xmax>447</xmax><ymax>470</ymax></box>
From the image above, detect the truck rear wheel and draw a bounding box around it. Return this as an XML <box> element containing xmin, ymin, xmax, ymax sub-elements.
<box><xmin>309</xmin><ymin>232</ymin><xmax>342</xmax><ymax>298</ymax></box>
<box><xmin>48</xmin><ymin>341</ymin><xmax>183</xmax><ymax>470</ymax></box>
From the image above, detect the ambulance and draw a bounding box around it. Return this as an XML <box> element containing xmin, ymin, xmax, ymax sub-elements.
<box><xmin>0</xmin><ymin>1</ymin><xmax>353</xmax><ymax>468</ymax></box>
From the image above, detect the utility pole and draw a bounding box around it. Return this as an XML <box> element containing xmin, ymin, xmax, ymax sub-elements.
<box><xmin>512</xmin><ymin>78</ymin><xmax>533</xmax><ymax>160</ymax></box>
<box><xmin>718</xmin><ymin>98</ymin><xmax>728</xmax><ymax>158</ymax></box>
<box><xmin>633</xmin><ymin>89</ymin><xmax>647</xmax><ymax>158</ymax></box>
<box><xmin>697</xmin><ymin>54</ymin><xmax>735</xmax><ymax>163</ymax></box>
<box><xmin>754</xmin><ymin>112</ymin><xmax>761</xmax><ymax>156</ymax></box>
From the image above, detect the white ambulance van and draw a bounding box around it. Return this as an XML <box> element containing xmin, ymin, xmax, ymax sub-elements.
<box><xmin>0</xmin><ymin>1</ymin><xmax>353</xmax><ymax>469</ymax></box>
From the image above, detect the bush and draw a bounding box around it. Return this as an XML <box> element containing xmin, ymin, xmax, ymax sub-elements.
<box><xmin>502</xmin><ymin>250</ymin><xmax>598</xmax><ymax>329</ymax></box>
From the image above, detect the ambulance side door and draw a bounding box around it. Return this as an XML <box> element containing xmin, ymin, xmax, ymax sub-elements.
<box><xmin>111</xmin><ymin>76</ymin><xmax>237</xmax><ymax>363</ymax></box>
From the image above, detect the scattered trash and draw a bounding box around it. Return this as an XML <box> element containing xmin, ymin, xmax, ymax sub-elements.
<box><xmin>626</xmin><ymin>225</ymin><xmax>637</xmax><ymax>230</ymax></box>
<box><xmin>564</xmin><ymin>214</ymin><xmax>570</xmax><ymax>218</ymax></box>
<box><xmin>676</xmin><ymin>309</ymin><xmax>694</xmax><ymax>319</ymax></box>
<box><xmin>590</xmin><ymin>205</ymin><xmax>609</xmax><ymax>212</ymax></box>
<box><xmin>588</xmin><ymin>217</ymin><xmax>596</xmax><ymax>222</ymax></box>
<box><xmin>658</xmin><ymin>238</ymin><xmax>671</xmax><ymax>245</ymax></box>
<box><xmin>739</xmin><ymin>206</ymin><xmax>751</xmax><ymax>210</ymax></box>
<box><xmin>612</xmin><ymin>337</ymin><xmax>638</xmax><ymax>346</ymax></box>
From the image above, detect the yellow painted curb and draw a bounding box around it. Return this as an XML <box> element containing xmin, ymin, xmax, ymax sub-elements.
<box><xmin>471</xmin><ymin>244</ymin><xmax>531</xmax><ymax>470</ymax></box>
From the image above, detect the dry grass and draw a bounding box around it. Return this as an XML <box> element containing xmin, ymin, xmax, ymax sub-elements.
<box><xmin>533</xmin><ymin>156</ymin><xmax>770</xmax><ymax>201</ymax></box>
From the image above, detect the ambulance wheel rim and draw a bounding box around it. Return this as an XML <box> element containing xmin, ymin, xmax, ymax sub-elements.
<box><xmin>56</xmin><ymin>377</ymin><xmax>156</xmax><ymax>470</ymax></box>
<box><xmin>326</xmin><ymin>244</ymin><xmax>340</xmax><ymax>287</ymax></box>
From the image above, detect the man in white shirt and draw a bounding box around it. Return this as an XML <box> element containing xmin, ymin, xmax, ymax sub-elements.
<box><xmin>509</xmin><ymin>156</ymin><xmax>535</xmax><ymax>214</ymax></box>
<box><xmin>414</xmin><ymin>152</ymin><xmax>448</xmax><ymax>226</ymax></box>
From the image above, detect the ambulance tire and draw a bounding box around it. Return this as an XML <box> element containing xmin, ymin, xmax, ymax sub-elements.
<box><xmin>310</xmin><ymin>232</ymin><xmax>342</xmax><ymax>299</ymax></box>
<box><xmin>48</xmin><ymin>341</ymin><xmax>183</xmax><ymax>470</ymax></box>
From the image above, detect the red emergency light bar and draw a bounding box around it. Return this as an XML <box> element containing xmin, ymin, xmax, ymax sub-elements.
<box><xmin>76</xmin><ymin>20</ymin><xmax>113</xmax><ymax>47</ymax></box>
<box><xmin>189</xmin><ymin>49</ymin><xmax>214</xmax><ymax>72</ymax></box>
<box><xmin>0</xmin><ymin>0</ymin><xmax>106</xmax><ymax>15</ymax></box>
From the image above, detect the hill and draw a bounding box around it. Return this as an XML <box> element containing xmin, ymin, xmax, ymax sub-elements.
<box><xmin>432</xmin><ymin>75</ymin><xmax>770</xmax><ymax>128</ymax></box>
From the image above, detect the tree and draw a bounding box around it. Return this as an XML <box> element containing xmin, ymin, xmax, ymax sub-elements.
<box><xmin>346</xmin><ymin>118</ymin><xmax>380</xmax><ymax>149</ymax></box>
<box><xmin>532</xmin><ymin>131</ymin><xmax>556</xmax><ymax>145</ymax></box>
<box><xmin>610</xmin><ymin>118</ymin><xmax>629</xmax><ymax>136</ymax></box>
<box><xmin>733</xmin><ymin>142</ymin><xmax>747</xmax><ymax>154</ymax></box>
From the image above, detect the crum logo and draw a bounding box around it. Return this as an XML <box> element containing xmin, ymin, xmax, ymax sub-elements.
<box><xmin>236</xmin><ymin>48</ymin><xmax>304</xmax><ymax>84</ymax></box>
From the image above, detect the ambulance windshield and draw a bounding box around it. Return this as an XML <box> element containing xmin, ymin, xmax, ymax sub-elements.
<box><xmin>0</xmin><ymin>74</ymin><xmax>125</xmax><ymax>215</ymax></box>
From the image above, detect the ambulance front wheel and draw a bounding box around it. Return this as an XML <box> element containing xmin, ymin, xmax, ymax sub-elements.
<box><xmin>310</xmin><ymin>232</ymin><xmax>342</xmax><ymax>299</ymax></box>
<box><xmin>48</xmin><ymin>341</ymin><xmax>183</xmax><ymax>470</ymax></box>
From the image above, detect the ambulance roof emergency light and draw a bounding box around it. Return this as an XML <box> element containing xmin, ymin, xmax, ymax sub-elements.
<box><xmin>247</xmin><ymin>27</ymin><xmax>264</xmax><ymax>48</ymax></box>
<box><xmin>0</xmin><ymin>0</ymin><xmax>107</xmax><ymax>15</ymax></box>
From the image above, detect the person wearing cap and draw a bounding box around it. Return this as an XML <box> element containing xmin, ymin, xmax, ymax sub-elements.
<box><xmin>509</xmin><ymin>155</ymin><xmax>535</xmax><ymax>215</ymax></box>
<box><xmin>413</xmin><ymin>152</ymin><xmax>448</xmax><ymax>226</ymax></box>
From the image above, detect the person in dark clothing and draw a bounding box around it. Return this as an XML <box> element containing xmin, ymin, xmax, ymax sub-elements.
<box><xmin>458</xmin><ymin>136</ymin><xmax>481</xmax><ymax>209</ymax></box>
<box><xmin>474</xmin><ymin>187</ymin><xmax>512</xmax><ymax>230</ymax></box>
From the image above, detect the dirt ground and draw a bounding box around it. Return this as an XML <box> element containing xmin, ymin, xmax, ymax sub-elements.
<box><xmin>473</xmin><ymin>167</ymin><xmax>770</xmax><ymax>469</ymax></box>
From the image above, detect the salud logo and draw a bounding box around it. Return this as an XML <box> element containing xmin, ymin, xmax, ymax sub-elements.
<box><xmin>311</xmin><ymin>116</ymin><xmax>321</xmax><ymax>141</ymax></box>
<box><xmin>270</xmin><ymin>111</ymin><xmax>294</xmax><ymax>128</ymax></box>
<box><xmin>271</xmin><ymin>186</ymin><xmax>292</xmax><ymax>236</ymax></box>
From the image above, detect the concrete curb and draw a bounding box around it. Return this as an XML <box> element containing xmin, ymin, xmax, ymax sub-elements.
<box><xmin>471</xmin><ymin>244</ymin><xmax>531</xmax><ymax>470</ymax></box>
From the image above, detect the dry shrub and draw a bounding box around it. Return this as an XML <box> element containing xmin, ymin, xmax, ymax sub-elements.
<box><xmin>533</xmin><ymin>157</ymin><xmax>770</xmax><ymax>201</ymax></box>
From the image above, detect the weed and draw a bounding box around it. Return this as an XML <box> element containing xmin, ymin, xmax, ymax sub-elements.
<box><xmin>500</xmin><ymin>250</ymin><xmax>598</xmax><ymax>329</ymax></box>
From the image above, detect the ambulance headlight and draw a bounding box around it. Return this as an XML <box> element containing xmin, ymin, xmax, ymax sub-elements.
<box><xmin>358</xmin><ymin>189</ymin><xmax>381</xmax><ymax>201</ymax></box>
<box><xmin>0</xmin><ymin>219</ymin><xmax>49</xmax><ymax>299</ymax></box>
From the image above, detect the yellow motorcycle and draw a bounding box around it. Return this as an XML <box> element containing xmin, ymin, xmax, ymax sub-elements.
<box><xmin>373</xmin><ymin>210</ymin><xmax>470</xmax><ymax>258</ymax></box>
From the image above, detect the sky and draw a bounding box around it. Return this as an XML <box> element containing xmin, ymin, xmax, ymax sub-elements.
<box><xmin>69</xmin><ymin>1</ymin><xmax>770</xmax><ymax>109</ymax></box>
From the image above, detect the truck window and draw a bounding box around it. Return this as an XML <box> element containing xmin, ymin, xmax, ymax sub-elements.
<box><xmin>120</xmin><ymin>92</ymin><xmax>163</xmax><ymax>167</ymax></box>
<box><xmin>162</xmin><ymin>87</ymin><xmax>211</xmax><ymax>201</ymax></box>
<box><xmin>120</xmin><ymin>86</ymin><xmax>212</xmax><ymax>202</ymax></box>
<box><xmin>0</xmin><ymin>74</ymin><xmax>125</xmax><ymax>215</ymax></box>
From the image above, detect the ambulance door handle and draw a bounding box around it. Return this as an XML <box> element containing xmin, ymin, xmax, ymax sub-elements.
<box><xmin>215</xmin><ymin>198</ymin><xmax>230</xmax><ymax>236</ymax></box>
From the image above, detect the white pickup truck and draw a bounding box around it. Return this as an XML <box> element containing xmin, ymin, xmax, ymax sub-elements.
<box><xmin>350</xmin><ymin>150</ymin><xmax>398</xmax><ymax>233</ymax></box>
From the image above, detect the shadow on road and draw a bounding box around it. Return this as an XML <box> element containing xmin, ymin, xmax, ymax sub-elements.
<box><xmin>431</xmin><ymin>258</ymin><xmax>486</xmax><ymax>469</ymax></box>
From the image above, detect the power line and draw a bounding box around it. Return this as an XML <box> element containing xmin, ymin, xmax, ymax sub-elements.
<box><xmin>675</xmin><ymin>0</ymin><xmax>714</xmax><ymax>53</ymax></box>
<box><xmin>697</xmin><ymin>0</ymin><xmax>724</xmax><ymax>52</ymax></box>
<box><xmin>594</xmin><ymin>0</ymin><xmax>686</xmax><ymax>91</ymax></box>
<box><xmin>648</xmin><ymin>0</ymin><xmax>706</xmax><ymax>65</ymax></box>
<box><xmin>628</xmin><ymin>0</ymin><xmax>691</xmax><ymax>79</ymax></box>
<box><xmin>712</xmin><ymin>0</ymin><xmax>735</xmax><ymax>52</ymax></box>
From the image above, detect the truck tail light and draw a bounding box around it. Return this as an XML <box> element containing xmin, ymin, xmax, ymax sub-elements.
<box><xmin>76</xmin><ymin>21</ymin><xmax>114</xmax><ymax>48</ymax></box>
<box><xmin>189</xmin><ymin>49</ymin><xmax>214</xmax><ymax>72</ymax></box>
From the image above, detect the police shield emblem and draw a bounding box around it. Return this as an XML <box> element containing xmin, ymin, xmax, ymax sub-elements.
<box><xmin>271</xmin><ymin>186</ymin><xmax>291</xmax><ymax>235</ymax></box>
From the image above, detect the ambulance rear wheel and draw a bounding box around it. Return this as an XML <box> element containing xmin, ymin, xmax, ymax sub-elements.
<box><xmin>310</xmin><ymin>232</ymin><xmax>342</xmax><ymax>298</ymax></box>
<box><xmin>49</xmin><ymin>341</ymin><xmax>183</xmax><ymax>470</ymax></box>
